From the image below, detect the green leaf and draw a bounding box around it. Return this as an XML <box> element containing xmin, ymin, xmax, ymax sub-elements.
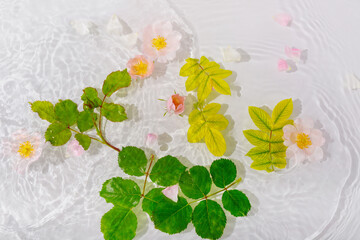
<box><xmin>152</xmin><ymin>197</ymin><xmax>192</xmax><ymax>234</ymax></box>
<box><xmin>142</xmin><ymin>188</ymin><xmax>166</xmax><ymax>216</ymax></box>
<box><xmin>272</xmin><ymin>98</ymin><xmax>293</xmax><ymax>126</ymax></box>
<box><xmin>102</xmin><ymin>70</ymin><xmax>131</xmax><ymax>97</ymax></box>
<box><xmin>210</xmin><ymin>159</ymin><xmax>237</xmax><ymax>188</ymax></box>
<box><xmin>45</xmin><ymin>122</ymin><xmax>72</xmax><ymax>146</ymax></box>
<box><xmin>222</xmin><ymin>190</ymin><xmax>251</xmax><ymax>217</ymax></box>
<box><xmin>243</xmin><ymin>130</ymin><xmax>284</xmax><ymax>147</ymax></box>
<box><xmin>180</xmin><ymin>56</ymin><xmax>232</xmax><ymax>102</ymax></box>
<box><xmin>179</xmin><ymin>166</ymin><xmax>212</xmax><ymax>199</ymax></box>
<box><xmin>101</xmin><ymin>102</ymin><xmax>127</xmax><ymax>122</ymax></box>
<box><xmin>75</xmin><ymin>133</ymin><xmax>91</xmax><ymax>150</ymax></box>
<box><xmin>81</xmin><ymin>87</ymin><xmax>102</xmax><ymax>110</ymax></box>
<box><xmin>150</xmin><ymin>155</ymin><xmax>186</xmax><ymax>187</ymax></box>
<box><xmin>101</xmin><ymin>207</ymin><xmax>137</xmax><ymax>240</ymax></box>
<box><xmin>118</xmin><ymin>146</ymin><xmax>147</xmax><ymax>176</ymax></box>
<box><xmin>192</xmin><ymin>200</ymin><xmax>226</xmax><ymax>240</ymax></box>
<box><xmin>30</xmin><ymin>101</ymin><xmax>56</xmax><ymax>123</ymax></box>
<box><xmin>248</xmin><ymin>106</ymin><xmax>272</xmax><ymax>132</ymax></box>
<box><xmin>77</xmin><ymin>110</ymin><xmax>97</xmax><ymax>132</ymax></box>
<box><xmin>54</xmin><ymin>99</ymin><xmax>79</xmax><ymax>126</ymax></box>
<box><xmin>100</xmin><ymin>177</ymin><xmax>141</xmax><ymax>208</ymax></box>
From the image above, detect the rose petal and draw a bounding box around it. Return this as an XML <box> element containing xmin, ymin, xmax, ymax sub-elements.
<box><xmin>146</xmin><ymin>133</ymin><xmax>158</xmax><ymax>148</ymax></box>
<box><xmin>278</xmin><ymin>59</ymin><xmax>290</xmax><ymax>72</ymax></box>
<box><xmin>162</xmin><ymin>185</ymin><xmax>178</xmax><ymax>202</ymax></box>
<box><xmin>285</xmin><ymin>46</ymin><xmax>302</xmax><ymax>59</ymax></box>
<box><xmin>220</xmin><ymin>46</ymin><xmax>242</xmax><ymax>62</ymax></box>
<box><xmin>274</xmin><ymin>14</ymin><xmax>292</xmax><ymax>26</ymax></box>
<box><xmin>295</xmin><ymin>117</ymin><xmax>314</xmax><ymax>132</ymax></box>
<box><xmin>310</xmin><ymin>129</ymin><xmax>325</xmax><ymax>147</ymax></box>
<box><xmin>106</xmin><ymin>15</ymin><xmax>125</xmax><ymax>35</ymax></box>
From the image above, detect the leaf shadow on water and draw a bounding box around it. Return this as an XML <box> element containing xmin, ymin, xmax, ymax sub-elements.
<box><xmin>157</xmin><ymin>132</ymin><xmax>173</xmax><ymax>152</ymax></box>
<box><xmin>235</xmin><ymin>48</ymin><xmax>251</xmax><ymax>63</ymax></box>
<box><xmin>123</xmin><ymin>104</ymin><xmax>140</xmax><ymax>122</ymax></box>
<box><xmin>314</xmin><ymin>120</ymin><xmax>332</xmax><ymax>162</ymax></box>
<box><xmin>151</xmin><ymin>62</ymin><xmax>168</xmax><ymax>79</ymax></box>
<box><xmin>172</xmin><ymin>22</ymin><xmax>195</xmax><ymax>62</ymax></box>
<box><xmin>291</xmin><ymin>99</ymin><xmax>302</xmax><ymax>119</ymax></box>
<box><xmin>220</xmin><ymin>105</ymin><xmax>237</xmax><ymax>157</ymax></box>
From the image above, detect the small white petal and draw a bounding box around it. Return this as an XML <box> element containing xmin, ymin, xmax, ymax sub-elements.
<box><xmin>162</xmin><ymin>185</ymin><xmax>178</xmax><ymax>202</ymax></box>
<box><xmin>220</xmin><ymin>46</ymin><xmax>242</xmax><ymax>62</ymax></box>
<box><xmin>106</xmin><ymin>15</ymin><xmax>125</xmax><ymax>35</ymax></box>
<box><xmin>70</xmin><ymin>20</ymin><xmax>96</xmax><ymax>35</ymax></box>
<box><xmin>344</xmin><ymin>73</ymin><xmax>360</xmax><ymax>90</ymax></box>
<box><xmin>119</xmin><ymin>32</ymin><xmax>138</xmax><ymax>48</ymax></box>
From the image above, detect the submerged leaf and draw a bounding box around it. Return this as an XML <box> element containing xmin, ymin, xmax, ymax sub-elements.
<box><xmin>118</xmin><ymin>146</ymin><xmax>147</xmax><ymax>176</ymax></box>
<box><xmin>179</xmin><ymin>166</ymin><xmax>212</xmax><ymax>199</ymax></box>
<box><xmin>30</xmin><ymin>101</ymin><xmax>56</xmax><ymax>123</ymax></box>
<box><xmin>54</xmin><ymin>99</ymin><xmax>79</xmax><ymax>126</ymax></box>
<box><xmin>150</xmin><ymin>155</ymin><xmax>186</xmax><ymax>187</ymax></box>
<box><xmin>102</xmin><ymin>70</ymin><xmax>131</xmax><ymax>97</ymax></box>
<box><xmin>210</xmin><ymin>159</ymin><xmax>237</xmax><ymax>188</ymax></box>
<box><xmin>192</xmin><ymin>199</ymin><xmax>226</xmax><ymax>240</ymax></box>
<box><xmin>45</xmin><ymin>122</ymin><xmax>72</xmax><ymax>146</ymax></box>
<box><xmin>222</xmin><ymin>190</ymin><xmax>251</xmax><ymax>217</ymax></box>
<box><xmin>180</xmin><ymin>56</ymin><xmax>232</xmax><ymax>102</ymax></box>
<box><xmin>152</xmin><ymin>197</ymin><xmax>192</xmax><ymax>234</ymax></box>
<box><xmin>101</xmin><ymin>207</ymin><xmax>137</xmax><ymax>240</ymax></box>
<box><xmin>101</xmin><ymin>102</ymin><xmax>127</xmax><ymax>122</ymax></box>
<box><xmin>75</xmin><ymin>133</ymin><xmax>91</xmax><ymax>150</ymax></box>
<box><xmin>100</xmin><ymin>177</ymin><xmax>141</xmax><ymax>208</ymax></box>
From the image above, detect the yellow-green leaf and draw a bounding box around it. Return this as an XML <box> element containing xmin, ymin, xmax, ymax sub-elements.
<box><xmin>248</xmin><ymin>106</ymin><xmax>273</xmax><ymax>132</ymax></box>
<box><xmin>188</xmin><ymin>122</ymin><xmax>206</xmax><ymax>143</ymax></box>
<box><xmin>205</xmin><ymin>114</ymin><xmax>228</xmax><ymax>131</ymax></box>
<box><xmin>180</xmin><ymin>58</ymin><xmax>201</xmax><ymax>77</ymax></box>
<box><xmin>189</xmin><ymin>109</ymin><xmax>203</xmax><ymax>125</ymax></box>
<box><xmin>202</xmin><ymin>103</ymin><xmax>221</xmax><ymax>115</ymax></box>
<box><xmin>197</xmin><ymin>74</ymin><xmax>212</xmax><ymax>102</ymax></box>
<box><xmin>205</xmin><ymin>127</ymin><xmax>226</xmax><ymax>156</ymax></box>
<box><xmin>272</xmin><ymin>98</ymin><xmax>293</xmax><ymax>126</ymax></box>
<box><xmin>211</xmin><ymin>77</ymin><xmax>231</xmax><ymax>96</ymax></box>
<box><xmin>273</xmin><ymin>119</ymin><xmax>294</xmax><ymax>133</ymax></box>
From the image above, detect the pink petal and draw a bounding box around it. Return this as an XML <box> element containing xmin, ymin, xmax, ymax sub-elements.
<box><xmin>309</xmin><ymin>147</ymin><xmax>323</xmax><ymax>161</ymax></box>
<box><xmin>278</xmin><ymin>59</ymin><xmax>290</xmax><ymax>72</ymax></box>
<box><xmin>162</xmin><ymin>185</ymin><xmax>178</xmax><ymax>202</ymax></box>
<box><xmin>283</xmin><ymin>124</ymin><xmax>297</xmax><ymax>142</ymax></box>
<box><xmin>274</xmin><ymin>14</ymin><xmax>292</xmax><ymax>26</ymax></box>
<box><xmin>146</xmin><ymin>133</ymin><xmax>158</xmax><ymax>148</ymax></box>
<box><xmin>285</xmin><ymin>46</ymin><xmax>302</xmax><ymax>59</ymax></box>
<box><xmin>153</xmin><ymin>21</ymin><xmax>172</xmax><ymax>37</ymax></box>
<box><xmin>310</xmin><ymin>129</ymin><xmax>325</xmax><ymax>147</ymax></box>
<box><xmin>295</xmin><ymin>117</ymin><xmax>314</xmax><ymax>132</ymax></box>
<box><xmin>67</xmin><ymin>140</ymin><xmax>85</xmax><ymax>157</ymax></box>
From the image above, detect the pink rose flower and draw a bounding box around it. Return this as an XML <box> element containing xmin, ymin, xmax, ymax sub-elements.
<box><xmin>126</xmin><ymin>55</ymin><xmax>154</xmax><ymax>80</ymax></box>
<box><xmin>66</xmin><ymin>139</ymin><xmax>85</xmax><ymax>157</ymax></box>
<box><xmin>167</xmin><ymin>94</ymin><xmax>185</xmax><ymax>115</ymax></box>
<box><xmin>2</xmin><ymin>130</ymin><xmax>44</xmax><ymax>174</ymax></box>
<box><xmin>283</xmin><ymin>118</ymin><xmax>325</xmax><ymax>162</ymax></box>
<box><xmin>162</xmin><ymin>185</ymin><xmax>178</xmax><ymax>202</ymax></box>
<box><xmin>285</xmin><ymin>46</ymin><xmax>302</xmax><ymax>60</ymax></box>
<box><xmin>273</xmin><ymin>13</ymin><xmax>292</xmax><ymax>26</ymax></box>
<box><xmin>278</xmin><ymin>59</ymin><xmax>290</xmax><ymax>72</ymax></box>
<box><xmin>142</xmin><ymin>21</ymin><xmax>182</xmax><ymax>63</ymax></box>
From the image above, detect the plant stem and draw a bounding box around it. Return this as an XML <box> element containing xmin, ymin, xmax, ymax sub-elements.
<box><xmin>142</xmin><ymin>154</ymin><xmax>155</xmax><ymax>197</ymax></box>
<box><xmin>68</xmin><ymin>127</ymin><xmax>105</xmax><ymax>144</ymax></box>
<box><xmin>188</xmin><ymin>177</ymin><xmax>242</xmax><ymax>205</ymax></box>
<box><xmin>141</xmin><ymin>154</ymin><xmax>155</xmax><ymax>197</ymax></box>
<box><xmin>96</xmin><ymin>94</ymin><xmax>121</xmax><ymax>152</ymax></box>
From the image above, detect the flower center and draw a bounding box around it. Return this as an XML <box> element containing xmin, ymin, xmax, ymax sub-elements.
<box><xmin>132</xmin><ymin>60</ymin><xmax>148</xmax><ymax>76</ymax></box>
<box><xmin>152</xmin><ymin>36</ymin><xmax>167</xmax><ymax>50</ymax></box>
<box><xmin>296</xmin><ymin>133</ymin><xmax>312</xmax><ymax>149</ymax></box>
<box><xmin>18</xmin><ymin>141</ymin><xmax>35</xmax><ymax>158</ymax></box>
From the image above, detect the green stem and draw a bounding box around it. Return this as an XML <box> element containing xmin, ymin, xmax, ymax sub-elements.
<box><xmin>68</xmin><ymin>127</ymin><xmax>105</xmax><ymax>144</ymax></box>
<box><xmin>142</xmin><ymin>154</ymin><xmax>155</xmax><ymax>197</ymax></box>
<box><xmin>188</xmin><ymin>177</ymin><xmax>242</xmax><ymax>205</ymax></box>
<box><xmin>96</xmin><ymin>94</ymin><xmax>121</xmax><ymax>152</ymax></box>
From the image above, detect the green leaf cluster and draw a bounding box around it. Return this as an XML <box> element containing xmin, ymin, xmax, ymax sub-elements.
<box><xmin>180</xmin><ymin>56</ymin><xmax>233</xmax><ymax>157</ymax></box>
<box><xmin>30</xmin><ymin>70</ymin><xmax>131</xmax><ymax>151</ymax></box>
<box><xmin>243</xmin><ymin>98</ymin><xmax>294</xmax><ymax>172</ymax></box>
<box><xmin>101</xmin><ymin>151</ymin><xmax>252</xmax><ymax>240</ymax></box>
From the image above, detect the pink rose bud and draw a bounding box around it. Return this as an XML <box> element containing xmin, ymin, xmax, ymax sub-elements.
<box><xmin>167</xmin><ymin>94</ymin><xmax>185</xmax><ymax>115</ymax></box>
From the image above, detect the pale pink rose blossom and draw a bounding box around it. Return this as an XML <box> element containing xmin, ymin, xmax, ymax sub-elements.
<box><xmin>167</xmin><ymin>94</ymin><xmax>185</xmax><ymax>115</ymax></box>
<box><xmin>278</xmin><ymin>59</ymin><xmax>290</xmax><ymax>72</ymax></box>
<box><xmin>2</xmin><ymin>130</ymin><xmax>44</xmax><ymax>174</ymax></box>
<box><xmin>274</xmin><ymin>13</ymin><xmax>292</xmax><ymax>26</ymax></box>
<box><xmin>141</xmin><ymin>21</ymin><xmax>182</xmax><ymax>63</ymax></box>
<box><xmin>283</xmin><ymin>118</ymin><xmax>325</xmax><ymax>162</ymax></box>
<box><xmin>66</xmin><ymin>140</ymin><xmax>85</xmax><ymax>157</ymax></box>
<box><xmin>162</xmin><ymin>185</ymin><xmax>178</xmax><ymax>202</ymax></box>
<box><xmin>126</xmin><ymin>55</ymin><xmax>154</xmax><ymax>80</ymax></box>
<box><xmin>145</xmin><ymin>133</ymin><xmax>158</xmax><ymax>148</ymax></box>
<box><xmin>285</xmin><ymin>46</ymin><xmax>302</xmax><ymax>60</ymax></box>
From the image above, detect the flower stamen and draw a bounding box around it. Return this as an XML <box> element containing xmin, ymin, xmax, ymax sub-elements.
<box><xmin>296</xmin><ymin>133</ymin><xmax>312</xmax><ymax>149</ymax></box>
<box><xmin>132</xmin><ymin>60</ymin><xmax>148</xmax><ymax>76</ymax></box>
<box><xmin>152</xmin><ymin>36</ymin><xmax>167</xmax><ymax>50</ymax></box>
<box><xmin>18</xmin><ymin>141</ymin><xmax>35</xmax><ymax>158</ymax></box>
